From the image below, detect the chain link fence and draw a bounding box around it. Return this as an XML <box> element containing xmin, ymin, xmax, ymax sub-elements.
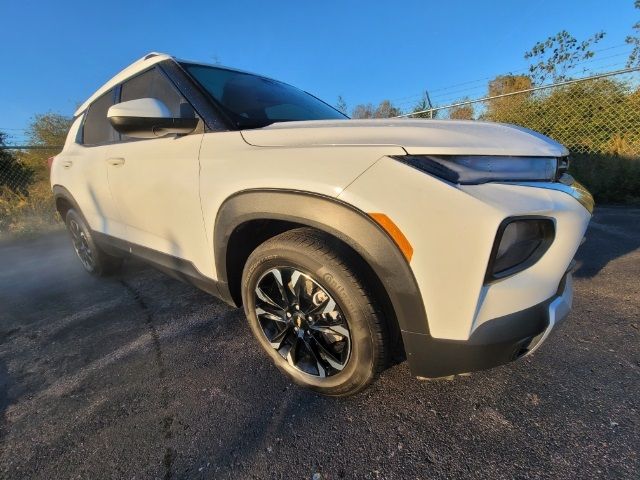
<box><xmin>0</xmin><ymin>147</ymin><xmax>61</xmax><ymax>237</ymax></box>
<box><xmin>1</xmin><ymin>67</ymin><xmax>639</xmax><ymax>237</ymax></box>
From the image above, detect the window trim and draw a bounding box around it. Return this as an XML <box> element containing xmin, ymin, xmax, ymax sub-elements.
<box><xmin>159</xmin><ymin>60</ymin><xmax>231</xmax><ymax>132</ymax></box>
<box><xmin>177</xmin><ymin>61</ymin><xmax>348</xmax><ymax>130</ymax></box>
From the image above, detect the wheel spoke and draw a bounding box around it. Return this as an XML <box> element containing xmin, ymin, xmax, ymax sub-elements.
<box><xmin>286</xmin><ymin>336</ymin><xmax>300</xmax><ymax>367</ymax></box>
<box><xmin>269</xmin><ymin>326</ymin><xmax>291</xmax><ymax>350</ymax></box>
<box><xmin>269</xmin><ymin>269</ymin><xmax>293</xmax><ymax>307</ymax></box>
<box><xmin>256</xmin><ymin>285</ymin><xmax>286</xmax><ymax>310</ymax></box>
<box><xmin>309</xmin><ymin>323</ymin><xmax>350</xmax><ymax>339</ymax></box>
<box><xmin>254</xmin><ymin>266</ymin><xmax>351</xmax><ymax>378</ymax></box>
<box><xmin>322</xmin><ymin>298</ymin><xmax>337</xmax><ymax>315</ymax></box>
<box><xmin>302</xmin><ymin>338</ymin><xmax>327</xmax><ymax>377</ymax></box>
<box><xmin>256</xmin><ymin>301</ymin><xmax>285</xmax><ymax>318</ymax></box>
<box><xmin>256</xmin><ymin>307</ymin><xmax>287</xmax><ymax>323</ymax></box>
<box><xmin>285</xmin><ymin>269</ymin><xmax>302</xmax><ymax>305</ymax></box>
<box><xmin>310</xmin><ymin>336</ymin><xmax>346</xmax><ymax>371</ymax></box>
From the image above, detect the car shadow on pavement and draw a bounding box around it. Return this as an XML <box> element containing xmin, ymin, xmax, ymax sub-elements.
<box><xmin>0</xmin><ymin>358</ymin><xmax>10</xmax><ymax>442</ymax></box>
<box><xmin>573</xmin><ymin>207</ymin><xmax>640</xmax><ymax>279</ymax></box>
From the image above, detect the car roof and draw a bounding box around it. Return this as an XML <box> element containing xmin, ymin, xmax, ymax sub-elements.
<box><xmin>74</xmin><ymin>52</ymin><xmax>278</xmax><ymax>118</ymax></box>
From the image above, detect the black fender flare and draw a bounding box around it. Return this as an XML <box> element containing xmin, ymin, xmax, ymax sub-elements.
<box><xmin>213</xmin><ymin>189</ymin><xmax>430</xmax><ymax>338</ymax></box>
<box><xmin>52</xmin><ymin>185</ymin><xmax>82</xmax><ymax>219</ymax></box>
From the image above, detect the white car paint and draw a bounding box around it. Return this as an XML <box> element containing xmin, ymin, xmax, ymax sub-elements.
<box><xmin>107</xmin><ymin>98</ymin><xmax>173</xmax><ymax>119</ymax></box>
<box><xmin>52</xmin><ymin>53</ymin><xmax>592</xmax><ymax>375</ymax></box>
<box><xmin>338</xmin><ymin>157</ymin><xmax>590</xmax><ymax>339</ymax></box>
<box><xmin>55</xmin><ymin>115</ymin><xmax>127</xmax><ymax>239</ymax></box>
<box><xmin>241</xmin><ymin>119</ymin><xmax>570</xmax><ymax>157</ymax></box>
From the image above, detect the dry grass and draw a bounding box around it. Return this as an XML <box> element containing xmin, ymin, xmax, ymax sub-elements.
<box><xmin>0</xmin><ymin>180</ymin><xmax>62</xmax><ymax>239</ymax></box>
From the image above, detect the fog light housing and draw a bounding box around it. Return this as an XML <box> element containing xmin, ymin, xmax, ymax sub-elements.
<box><xmin>485</xmin><ymin>217</ymin><xmax>555</xmax><ymax>283</ymax></box>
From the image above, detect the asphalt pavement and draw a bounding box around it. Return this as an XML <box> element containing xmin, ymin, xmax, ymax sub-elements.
<box><xmin>0</xmin><ymin>206</ymin><xmax>638</xmax><ymax>479</ymax></box>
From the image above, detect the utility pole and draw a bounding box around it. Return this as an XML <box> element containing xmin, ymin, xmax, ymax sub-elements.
<box><xmin>424</xmin><ymin>90</ymin><xmax>434</xmax><ymax>119</ymax></box>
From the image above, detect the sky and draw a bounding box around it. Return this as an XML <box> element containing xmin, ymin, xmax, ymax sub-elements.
<box><xmin>0</xmin><ymin>0</ymin><xmax>637</xmax><ymax>143</ymax></box>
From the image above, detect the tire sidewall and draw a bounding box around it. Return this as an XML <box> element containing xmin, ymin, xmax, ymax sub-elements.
<box><xmin>242</xmin><ymin>242</ymin><xmax>378</xmax><ymax>395</ymax></box>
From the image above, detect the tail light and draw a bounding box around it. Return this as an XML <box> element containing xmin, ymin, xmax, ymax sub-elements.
<box><xmin>47</xmin><ymin>156</ymin><xmax>55</xmax><ymax>173</ymax></box>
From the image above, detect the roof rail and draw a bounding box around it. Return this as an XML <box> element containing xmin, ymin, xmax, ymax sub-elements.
<box><xmin>143</xmin><ymin>52</ymin><xmax>164</xmax><ymax>60</ymax></box>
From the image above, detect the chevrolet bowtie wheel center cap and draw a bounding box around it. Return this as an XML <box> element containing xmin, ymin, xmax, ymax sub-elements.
<box><xmin>254</xmin><ymin>267</ymin><xmax>352</xmax><ymax>378</ymax></box>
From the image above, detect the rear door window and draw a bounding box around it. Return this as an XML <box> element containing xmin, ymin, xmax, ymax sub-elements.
<box><xmin>83</xmin><ymin>90</ymin><xmax>117</xmax><ymax>145</ymax></box>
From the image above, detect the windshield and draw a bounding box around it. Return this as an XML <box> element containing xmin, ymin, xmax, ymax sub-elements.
<box><xmin>181</xmin><ymin>63</ymin><xmax>348</xmax><ymax>129</ymax></box>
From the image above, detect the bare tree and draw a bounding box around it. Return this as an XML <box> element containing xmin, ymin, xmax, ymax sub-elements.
<box><xmin>351</xmin><ymin>103</ymin><xmax>375</xmax><ymax>119</ymax></box>
<box><xmin>374</xmin><ymin>100</ymin><xmax>402</xmax><ymax>118</ymax></box>
<box><xmin>352</xmin><ymin>100</ymin><xmax>402</xmax><ymax>119</ymax></box>
<box><xmin>335</xmin><ymin>95</ymin><xmax>348</xmax><ymax>115</ymax></box>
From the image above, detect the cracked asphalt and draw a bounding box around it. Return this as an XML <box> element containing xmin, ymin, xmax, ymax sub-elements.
<box><xmin>0</xmin><ymin>206</ymin><xmax>638</xmax><ymax>479</ymax></box>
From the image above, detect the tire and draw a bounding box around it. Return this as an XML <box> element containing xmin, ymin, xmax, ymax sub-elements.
<box><xmin>65</xmin><ymin>209</ymin><xmax>123</xmax><ymax>276</ymax></box>
<box><xmin>241</xmin><ymin>228</ymin><xmax>388</xmax><ymax>397</ymax></box>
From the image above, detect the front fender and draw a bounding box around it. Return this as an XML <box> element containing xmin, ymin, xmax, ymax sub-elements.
<box><xmin>213</xmin><ymin>189</ymin><xmax>431</xmax><ymax>343</ymax></box>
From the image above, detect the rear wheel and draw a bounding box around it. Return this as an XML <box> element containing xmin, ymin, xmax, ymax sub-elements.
<box><xmin>241</xmin><ymin>228</ymin><xmax>388</xmax><ymax>396</ymax></box>
<box><xmin>65</xmin><ymin>209</ymin><xmax>122</xmax><ymax>276</ymax></box>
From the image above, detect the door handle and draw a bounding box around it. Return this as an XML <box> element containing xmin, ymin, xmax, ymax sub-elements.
<box><xmin>106</xmin><ymin>157</ymin><xmax>126</xmax><ymax>166</ymax></box>
<box><xmin>61</xmin><ymin>160</ymin><xmax>73</xmax><ymax>168</ymax></box>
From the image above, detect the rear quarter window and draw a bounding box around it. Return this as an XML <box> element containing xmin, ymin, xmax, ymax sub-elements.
<box><xmin>83</xmin><ymin>90</ymin><xmax>117</xmax><ymax>145</ymax></box>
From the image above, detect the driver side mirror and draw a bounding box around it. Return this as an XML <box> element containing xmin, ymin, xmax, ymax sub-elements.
<box><xmin>107</xmin><ymin>98</ymin><xmax>198</xmax><ymax>139</ymax></box>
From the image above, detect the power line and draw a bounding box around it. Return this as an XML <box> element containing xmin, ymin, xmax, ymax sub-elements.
<box><xmin>385</xmin><ymin>43</ymin><xmax>635</xmax><ymax>108</ymax></box>
<box><xmin>393</xmin><ymin>53</ymin><xmax>634</xmax><ymax>110</ymax></box>
<box><xmin>396</xmin><ymin>66</ymin><xmax>640</xmax><ymax>118</ymax></box>
<box><xmin>428</xmin><ymin>58</ymin><xmax>635</xmax><ymax>107</ymax></box>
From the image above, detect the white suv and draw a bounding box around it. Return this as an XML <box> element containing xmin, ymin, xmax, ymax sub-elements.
<box><xmin>51</xmin><ymin>53</ymin><xmax>593</xmax><ymax>396</ymax></box>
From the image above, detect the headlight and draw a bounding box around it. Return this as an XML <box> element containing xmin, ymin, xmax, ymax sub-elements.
<box><xmin>486</xmin><ymin>217</ymin><xmax>555</xmax><ymax>282</ymax></box>
<box><xmin>390</xmin><ymin>155</ymin><xmax>563</xmax><ymax>184</ymax></box>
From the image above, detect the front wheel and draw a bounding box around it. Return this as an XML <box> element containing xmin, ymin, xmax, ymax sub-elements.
<box><xmin>241</xmin><ymin>228</ymin><xmax>389</xmax><ymax>397</ymax></box>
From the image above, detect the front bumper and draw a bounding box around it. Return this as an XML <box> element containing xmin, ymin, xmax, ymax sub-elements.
<box><xmin>403</xmin><ymin>271</ymin><xmax>573</xmax><ymax>378</ymax></box>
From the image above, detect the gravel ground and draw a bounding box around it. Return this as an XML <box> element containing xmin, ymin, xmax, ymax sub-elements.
<box><xmin>0</xmin><ymin>206</ymin><xmax>638</xmax><ymax>479</ymax></box>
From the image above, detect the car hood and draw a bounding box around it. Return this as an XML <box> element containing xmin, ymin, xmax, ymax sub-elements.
<box><xmin>240</xmin><ymin>119</ymin><xmax>569</xmax><ymax>157</ymax></box>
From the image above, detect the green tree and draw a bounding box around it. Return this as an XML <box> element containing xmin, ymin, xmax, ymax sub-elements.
<box><xmin>488</xmin><ymin>74</ymin><xmax>533</xmax><ymax>97</ymax></box>
<box><xmin>410</xmin><ymin>93</ymin><xmax>437</xmax><ymax>119</ymax></box>
<box><xmin>626</xmin><ymin>0</ymin><xmax>640</xmax><ymax>67</ymax></box>
<box><xmin>18</xmin><ymin>113</ymin><xmax>72</xmax><ymax>181</ymax></box>
<box><xmin>484</xmin><ymin>74</ymin><xmax>534</xmax><ymax>121</ymax></box>
<box><xmin>448</xmin><ymin>100</ymin><xmax>474</xmax><ymax>120</ymax></box>
<box><xmin>1</xmin><ymin>114</ymin><xmax>71</xmax><ymax>234</ymax></box>
<box><xmin>524</xmin><ymin>30</ymin><xmax>605</xmax><ymax>84</ymax></box>
<box><xmin>0</xmin><ymin>131</ymin><xmax>33</xmax><ymax>194</ymax></box>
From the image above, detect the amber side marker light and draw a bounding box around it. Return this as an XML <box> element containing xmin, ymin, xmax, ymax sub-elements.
<box><xmin>368</xmin><ymin>213</ymin><xmax>414</xmax><ymax>262</ymax></box>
